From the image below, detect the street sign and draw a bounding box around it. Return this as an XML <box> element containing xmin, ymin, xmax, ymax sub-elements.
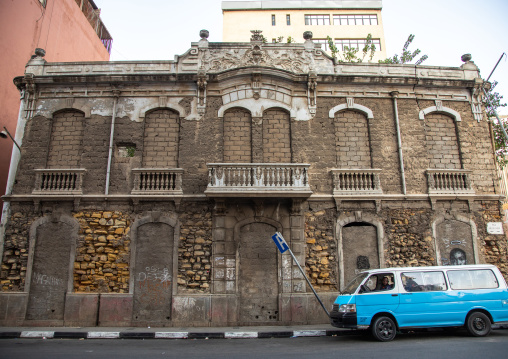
<box><xmin>271</xmin><ymin>232</ymin><xmax>289</xmax><ymax>253</ymax></box>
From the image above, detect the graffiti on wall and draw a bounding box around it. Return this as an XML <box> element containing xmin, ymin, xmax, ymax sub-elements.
<box><xmin>136</xmin><ymin>266</ymin><xmax>172</xmax><ymax>307</ymax></box>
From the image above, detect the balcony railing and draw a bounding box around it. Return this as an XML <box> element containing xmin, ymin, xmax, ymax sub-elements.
<box><xmin>33</xmin><ymin>169</ymin><xmax>86</xmax><ymax>195</ymax></box>
<box><xmin>331</xmin><ymin>169</ymin><xmax>382</xmax><ymax>195</ymax></box>
<box><xmin>427</xmin><ymin>169</ymin><xmax>474</xmax><ymax>194</ymax></box>
<box><xmin>131</xmin><ymin>168</ymin><xmax>183</xmax><ymax>195</ymax></box>
<box><xmin>205</xmin><ymin>163</ymin><xmax>312</xmax><ymax>197</ymax></box>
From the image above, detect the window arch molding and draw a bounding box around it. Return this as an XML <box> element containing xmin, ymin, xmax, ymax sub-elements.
<box><xmin>419</xmin><ymin>106</ymin><xmax>462</xmax><ymax>122</ymax></box>
<box><xmin>328</xmin><ymin>103</ymin><xmax>374</xmax><ymax>119</ymax></box>
<box><xmin>218</xmin><ymin>99</ymin><xmax>294</xmax><ymax>119</ymax></box>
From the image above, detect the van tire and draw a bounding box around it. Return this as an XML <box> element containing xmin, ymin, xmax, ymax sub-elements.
<box><xmin>371</xmin><ymin>316</ymin><xmax>397</xmax><ymax>342</ymax></box>
<box><xmin>466</xmin><ymin>312</ymin><xmax>491</xmax><ymax>337</ymax></box>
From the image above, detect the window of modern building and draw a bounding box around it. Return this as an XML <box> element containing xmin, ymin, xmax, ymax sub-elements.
<box><xmin>272</xmin><ymin>14</ymin><xmax>276</xmax><ymax>26</ymax></box>
<box><xmin>314</xmin><ymin>39</ymin><xmax>330</xmax><ymax>51</ymax></box>
<box><xmin>286</xmin><ymin>14</ymin><xmax>291</xmax><ymax>25</ymax></box>
<box><xmin>335</xmin><ymin>38</ymin><xmax>381</xmax><ymax>51</ymax></box>
<box><xmin>334</xmin><ymin>14</ymin><xmax>378</xmax><ymax>25</ymax></box>
<box><xmin>304</xmin><ymin>14</ymin><xmax>330</xmax><ymax>25</ymax></box>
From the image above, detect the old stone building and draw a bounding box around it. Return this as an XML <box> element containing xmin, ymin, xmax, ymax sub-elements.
<box><xmin>0</xmin><ymin>30</ymin><xmax>506</xmax><ymax>327</ymax></box>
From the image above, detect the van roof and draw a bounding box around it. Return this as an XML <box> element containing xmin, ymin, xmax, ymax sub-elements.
<box><xmin>361</xmin><ymin>264</ymin><xmax>497</xmax><ymax>274</ymax></box>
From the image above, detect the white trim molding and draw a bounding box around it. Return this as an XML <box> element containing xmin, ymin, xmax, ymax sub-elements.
<box><xmin>328</xmin><ymin>103</ymin><xmax>374</xmax><ymax>119</ymax></box>
<box><xmin>419</xmin><ymin>105</ymin><xmax>462</xmax><ymax>122</ymax></box>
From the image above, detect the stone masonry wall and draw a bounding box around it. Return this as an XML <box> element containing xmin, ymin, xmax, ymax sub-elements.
<box><xmin>304</xmin><ymin>208</ymin><xmax>337</xmax><ymax>291</ymax></box>
<box><xmin>73</xmin><ymin>211</ymin><xmax>131</xmax><ymax>293</ymax></box>
<box><xmin>0</xmin><ymin>208</ymin><xmax>37</xmax><ymax>291</ymax></box>
<box><xmin>224</xmin><ymin>108</ymin><xmax>251</xmax><ymax>162</ymax></box>
<box><xmin>47</xmin><ymin>110</ymin><xmax>84</xmax><ymax>168</ymax></box>
<box><xmin>475</xmin><ymin>201</ymin><xmax>508</xmax><ymax>281</ymax></box>
<box><xmin>177</xmin><ymin>203</ymin><xmax>213</xmax><ymax>293</ymax></box>
<box><xmin>384</xmin><ymin>209</ymin><xmax>435</xmax><ymax>267</ymax></box>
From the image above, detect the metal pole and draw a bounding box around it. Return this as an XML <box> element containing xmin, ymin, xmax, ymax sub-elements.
<box><xmin>2</xmin><ymin>127</ymin><xmax>21</xmax><ymax>151</ymax></box>
<box><xmin>286</xmin><ymin>247</ymin><xmax>330</xmax><ymax>318</ymax></box>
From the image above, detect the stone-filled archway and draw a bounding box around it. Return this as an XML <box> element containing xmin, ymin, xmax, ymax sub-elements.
<box><xmin>130</xmin><ymin>214</ymin><xmax>179</xmax><ymax>325</ymax></box>
<box><xmin>236</xmin><ymin>218</ymin><xmax>281</xmax><ymax>324</ymax></box>
<box><xmin>25</xmin><ymin>214</ymin><xmax>79</xmax><ymax>322</ymax></box>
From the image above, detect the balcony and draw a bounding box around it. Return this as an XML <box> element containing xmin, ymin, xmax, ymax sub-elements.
<box><xmin>205</xmin><ymin>163</ymin><xmax>312</xmax><ymax>197</ymax></box>
<box><xmin>131</xmin><ymin>169</ymin><xmax>183</xmax><ymax>195</ymax></box>
<box><xmin>32</xmin><ymin>169</ymin><xmax>86</xmax><ymax>195</ymax></box>
<box><xmin>331</xmin><ymin>169</ymin><xmax>383</xmax><ymax>196</ymax></box>
<box><xmin>427</xmin><ymin>169</ymin><xmax>474</xmax><ymax>195</ymax></box>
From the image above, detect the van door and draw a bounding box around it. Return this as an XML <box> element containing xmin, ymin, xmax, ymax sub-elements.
<box><xmin>396</xmin><ymin>271</ymin><xmax>457</xmax><ymax>327</ymax></box>
<box><xmin>355</xmin><ymin>272</ymin><xmax>399</xmax><ymax>327</ymax></box>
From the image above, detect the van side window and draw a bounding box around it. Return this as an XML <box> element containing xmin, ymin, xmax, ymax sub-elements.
<box><xmin>363</xmin><ymin>273</ymin><xmax>395</xmax><ymax>292</ymax></box>
<box><xmin>401</xmin><ymin>271</ymin><xmax>447</xmax><ymax>292</ymax></box>
<box><xmin>447</xmin><ymin>269</ymin><xmax>499</xmax><ymax>290</ymax></box>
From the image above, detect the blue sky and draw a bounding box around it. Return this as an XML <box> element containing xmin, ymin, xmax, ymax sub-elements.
<box><xmin>97</xmin><ymin>0</ymin><xmax>508</xmax><ymax>113</ymax></box>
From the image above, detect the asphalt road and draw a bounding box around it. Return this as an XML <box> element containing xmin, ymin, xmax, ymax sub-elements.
<box><xmin>1</xmin><ymin>330</ymin><xmax>507</xmax><ymax>359</ymax></box>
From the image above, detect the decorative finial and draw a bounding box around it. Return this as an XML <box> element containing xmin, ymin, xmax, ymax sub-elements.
<box><xmin>303</xmin><ymin>31</ymin><xmax>313</xmax><ymax>40</ymax></box>
<box><xmin>34</xmin><ymin>48</ymin><xmax>46</xmax><ymax>58</ymax></box>
<box><xmin>200</xmin><ymin>29</ymin><xmax>209</xmax><ymax>39</ymax></box>
<box><xmin>250</xmin><ymin>30</ymin><xmax>264</xmax><ymax>42</ymax></box>
<box><xmin>461</xmin><ymin>53</ymin><xmax>472</xmax><ymax>63</ymax></box>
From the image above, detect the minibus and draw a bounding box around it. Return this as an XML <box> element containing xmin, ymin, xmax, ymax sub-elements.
<box><xmin>330</xmin><ymin>264</ymin><xmax>508</xmax><ymax>341</ymax></box>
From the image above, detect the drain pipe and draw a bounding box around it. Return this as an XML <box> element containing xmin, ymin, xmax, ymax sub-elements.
<box><xmin>391</xmin><ymin>91</ymin><xmax>407</xmax><ymax>195</ymax></box>
<box><xmin>105</xmin><ymin>90</ymin><xmax>120</xmax><ymax>196</ymax></box>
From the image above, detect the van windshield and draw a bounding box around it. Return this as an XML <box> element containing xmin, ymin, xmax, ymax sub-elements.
<box><xmin>341</xmin><ymin>272</ymin><xmax>368</xmax><ymax>294</ymax></box>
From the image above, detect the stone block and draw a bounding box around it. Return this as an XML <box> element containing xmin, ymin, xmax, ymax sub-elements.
<box><xmin>98</xmin><ymin>294</ymin><xmax>133</xmax><ymax>326</ymax></box>
<box><xmin>64</xmin><ymin>293</ymin><xmax>99</xmax><ymax>326</ymax></box>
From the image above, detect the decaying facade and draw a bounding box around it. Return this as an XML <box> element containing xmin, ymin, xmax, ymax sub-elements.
<box><xmin>0</xmin><ymin>31</ymin><xmax>506</xmax><ymax>327</ymax></box>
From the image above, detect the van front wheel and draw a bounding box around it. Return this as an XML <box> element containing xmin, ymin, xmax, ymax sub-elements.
<box><xmin>371</xmin><ymin>316</ymin><xmax>396</xmax><ymax>342</ymax></box>
<box><xmin>466</xmin><ymin>312</ymin><xmax>491</xmax><ymax>337</ymax></box>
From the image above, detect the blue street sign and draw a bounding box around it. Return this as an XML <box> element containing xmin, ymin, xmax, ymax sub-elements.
<box><xmin>272</xmin><ymin>232</ymin><xmax>289</xmax><ymax>253</ymax></box>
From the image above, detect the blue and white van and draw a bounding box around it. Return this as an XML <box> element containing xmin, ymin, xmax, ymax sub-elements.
<box><xmin>330</xmin><ymin>264</ymin><xmax>508</xmax><ymax>341</ymax></box>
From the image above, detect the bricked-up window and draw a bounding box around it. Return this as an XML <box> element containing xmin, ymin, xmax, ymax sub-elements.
<box><xmin>47</xmin><ymin>110</ymin><xmax>85</xmax><ymax>168</ymax></box>
<box><xmin>142</xmin><ymin>109</ymin><xmax>180</xmax><ymax>168</ymax></box>
<box><xmin>262</xmin><ymin>109</ymin><xmax>291</xmax><ymax>163</ymax></box>
<box><xmin>334</xmin><ymin>110</ymin><xmax>371</xmax><ymax>168</ymax></box>
<box><xmin>286</xmin><ymin>14</ymin><xmax>291</xmax><ymax>25</ymax></box>
<box><xmin>335</xmin><ymin>38</ymin><xmax>381</xmax><ymax>51</ymax></box>
<box><xmin>333</xmin><ymin>14</ymin><xmax>378</xmax><ymax>25</ymax></box>
<box><xmin>224</xmin><ymin>108</ymin><xmax>252</xmax><ymax>162</ymax></box>
<box><xmin>424</xmin><ymin>113</ymin><xmax>461</xmax><ymax>169</ymax></box>
<box><xmin>272</xmin><ymin>14</ymin><xmax>276</xmax><ymax>26</ymax></box>
<box><xmin>305</xmin><ymin>14</ymin><xmax>330</xmax><ymax>25</ymax></box>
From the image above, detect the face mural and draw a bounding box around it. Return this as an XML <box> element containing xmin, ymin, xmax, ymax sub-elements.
<box><xmin>450</xmin><ymin>248</ymin><xmax>467</xmax><ymax>265</ymax></box>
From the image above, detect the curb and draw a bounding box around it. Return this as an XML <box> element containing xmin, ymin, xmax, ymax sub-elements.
<box><xmin>0</xmin><ymin>329</ymin><xmax>357</xmax><ymax>340</ymax></box>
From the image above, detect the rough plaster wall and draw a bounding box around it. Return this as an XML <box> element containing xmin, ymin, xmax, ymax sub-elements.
<box><xmin>12</xmin><ymin>116</ymin><xmax>52</xmax><ymax>195</ymax></box>
<box><xmin>239</xmin><ymin>222</ymin><xmax>279</xmax><ymax>322</ymax></box>
<box><xmin>132</xmin><ymin>222</ymin><xmax>173</xmax><ymax>324</ymax></box>
<box><xmin>397</xmin><ymin>98</ymin><xmax>428</xmax><ymax>194</ymax></box>
<box><xmin>26</xmin><ymin>221</ymin><xmax>73</xmax><ymax>320</ymax></box>
<box><xmin>47</xmin><ymin>111</ymin><xmax>84</xmax><ymax>168</ymax></box>
<box><xmin>262</xmin><ymin>109</ymin><xmax>291</xmax><ymax>163</ymax></box>
<box><xmin>142</xmin><ymin>109</ymin><xmax>180</xmax><ymax>168</ymax></box>
<box><xmin>179</xmin><ymin>97</ymin><xmax>223</xmax><ymax>194</ymax></box>
<box><xmin>334</xmin><ymin>110</ymin><xmax>371</xmax><ymax>168</ymax></box>
<box><xmin>109</xmin><ymin>117</ymin><xmax>144</xmax><ymax>194</ymax></box>
<box><xmin>80</xmin><ymin>116</ymin><xmax>110</xmax><ymax>195</ymax></box>
<box><xmin>223</xmin><ymin>108</ymin><xmax>251</xmax><ymax>162</ymax></box>
<box><xmin>424</xmin><ymin>113</ymin><xmax>461</xmax><ymax>170</ymax></box>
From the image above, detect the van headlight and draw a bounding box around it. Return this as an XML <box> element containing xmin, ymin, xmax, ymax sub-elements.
<box><xmin>338</xmin><ymin>304</ymin><xmax>356</xmax><ymax>313</ymax></box>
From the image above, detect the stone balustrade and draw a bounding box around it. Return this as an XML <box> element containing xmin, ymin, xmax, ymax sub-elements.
<box><xmin>131</xmin><ymin>168</ymin><xmax>184</xmax><ymax>194</ymax></box>
<box><xmin>205</xmin><ymin>163</ymin><xmax>312</xmax><ymax>197</ymax></box>
<box><xmin>32</xmin><ymin>169</ymin><xmax>86</xmax><ymax>195</ymax></box>
<box><xmin>427</xmin><ymin>169</ymin><xmax>474</xmax><ymax>194</ymax></box>
<box><xmin>331</xmin><ymin>169</ymin><xmax>382</xmax><ymax>195</ymax></box>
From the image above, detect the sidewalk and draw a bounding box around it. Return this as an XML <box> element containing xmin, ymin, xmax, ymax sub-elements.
<box><xmin>0</xmin><ymin>324</ymin><xmax>358</xmax><ymax>340</ymax></box>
